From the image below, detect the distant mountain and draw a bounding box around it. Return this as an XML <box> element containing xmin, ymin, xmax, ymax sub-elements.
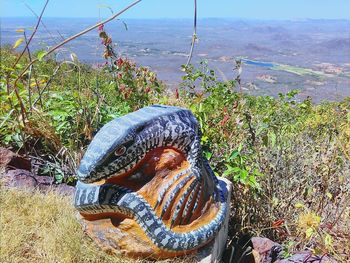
<box><xmin>321</xmin><ymin>38</ymin><xmax>350</xmax><ymax>49</ymax></box>
<box><xmin>245</xmin><ymin>43</ymin><xmax>273</xmax><ymax>53</ymax></box>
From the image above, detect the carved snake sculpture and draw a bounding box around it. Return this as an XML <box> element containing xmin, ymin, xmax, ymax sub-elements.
<box><xmin>74</xmin><ymin>105</ymin><xmax>227</xmax><ymax>251</ymax></box>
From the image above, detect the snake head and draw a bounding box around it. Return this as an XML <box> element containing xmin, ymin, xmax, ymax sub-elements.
<box><xmin>77</xmin><ymin>118</ymin><xmax>138</xmax><ymax>183</ymax></box>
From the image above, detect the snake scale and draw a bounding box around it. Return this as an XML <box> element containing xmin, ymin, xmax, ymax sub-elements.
<box><xmin>74</xmin><ymin>105</ymin><xmax>228</xmax><ymax>251</ymax></box>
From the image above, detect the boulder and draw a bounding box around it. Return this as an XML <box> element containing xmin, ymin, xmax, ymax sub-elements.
<box><xmin>1</xmin><ymin>167</ymin><xmax>74</xmax><ymax>197</ymax></box>
<box><xmin>1</xmin><ymin>169</ymin><xmax>37</xmax><ymax>189</ymax></box>
<box><xmin>0</xmin><ymin>147</ymin><xmax>31</xmax><ymax>171</ymax></box>
<box><xmin>251</xmin><ymin>237</ymin><xmax>282</xmax><ymax>263</ymax></box>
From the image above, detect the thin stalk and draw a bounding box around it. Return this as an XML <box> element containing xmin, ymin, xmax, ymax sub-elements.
<box><xmin>25</xmin><ymin>2</ymin><xmax>65</xmax><ymax>43</ymax></box>
<box><xmin>185</xmin><ymin>0</ymin><xmax>197</xmax><ymax>67</ymax></box>
<box><xmin>27</xmin><ymin>64</ymin><xmax>33</xmax><ymax>111</ymax></box>
<box><xmin>12</xmin><ymin>0</ymin><xmax>49</xmax><ymax>68</ymax></box>
<box><xmin>24</xmin><ymin>31</ymin><xmax>43</xmax><ymax>110</ymax></box>
<box><xmin>32</xmin><ymin>62</ymin><xmax>62</xmax><ymax>107</ymax></box>
<box><xmin>10</xmin><ymin>0</ymin><xmax>49</xmax><ymax>125</ymax></box>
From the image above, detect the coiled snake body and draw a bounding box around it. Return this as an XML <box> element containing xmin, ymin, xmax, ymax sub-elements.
<box><xmin>74</xmin><ymin>105</ymin><xmax>227</xmax><ymax>251</ymax></box>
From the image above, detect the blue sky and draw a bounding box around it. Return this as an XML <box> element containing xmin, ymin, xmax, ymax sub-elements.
<box><xmin>1</xmin><ymin>0</ymin><xmax>350</xmax><ymax>19</ymax></box>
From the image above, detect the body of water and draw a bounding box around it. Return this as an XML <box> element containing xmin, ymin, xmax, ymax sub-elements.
<box><xmin>241</xmin><ymin>59</ymin><xmax>275</xmax><ymax>68</ymax></box>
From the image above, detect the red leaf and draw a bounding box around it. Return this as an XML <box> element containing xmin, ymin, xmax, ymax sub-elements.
<box><xmin>272</xmin><ymin>219</ymin><xmax>284</xmax><ymax>229</ymax></box>
<box><xmin>175</xmin><ymin>88</ymin><xmax>179</xmax><ymax>99</ymax></box>
<box><xmin>98</xmin><ymin>24</ymin><xmax>104</xmax><ymax>31</ymax></box>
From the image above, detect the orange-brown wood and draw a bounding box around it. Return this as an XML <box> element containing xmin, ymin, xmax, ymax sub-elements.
<box><xmin>80</xmin><ymin>147</ymin><xmax>218</xmax><ymax>259</ymax></box>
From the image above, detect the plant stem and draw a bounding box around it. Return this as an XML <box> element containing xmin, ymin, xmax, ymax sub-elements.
<box><xmin>12</xmin><ymin>0</ymin><xmax>49</xmax><ymax>68</ymax></box>
<box><xmin>185</xmin><ymin>0</ymin><xmax>197</xmax><ymax>67</ymax></box>
<box><xmin>24</xmin><ymin>31</ymin><xmax>43</xmax><ymax>110</ymax></box>
<box><xmin>10</xmin><ymin>0</ymin><xmax>49</xmax><ymax>125</ymax></box>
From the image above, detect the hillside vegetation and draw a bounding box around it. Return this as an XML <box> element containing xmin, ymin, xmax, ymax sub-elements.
<box><xmin>1</xmin><ymin>43</ymin><xmax>349</xmax><ymax>262</ymax></box>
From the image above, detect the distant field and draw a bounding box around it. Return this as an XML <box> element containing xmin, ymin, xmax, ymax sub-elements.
<box><xmin>2</xmin><ymin>18</ymin><xmax>349</xmax><ymax>102</ymax></box>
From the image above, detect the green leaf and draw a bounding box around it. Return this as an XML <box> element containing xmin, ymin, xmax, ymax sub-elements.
<box><xmin>15</xmin><ymin>63</ymin><xmax>23</xmax><ymax>69</ymax></box>
<box><xmin>233</xmin><ymin>174</ymin><xmax>240</xmax><ymax>181</ymax></box>
<box><xmin>223</xmin><ymin>170</ymin><xmax>231</xmax><ymax>176</ymax></box>
<box><xmin>55</xmin><ymin>172</ymin><xmax>64</xmax><ymax>184</ymax></box>
<box><xmin>201</xmin><ymin>135</ymin><xmax>209</xmax><ymax>143</ymax></box>
<box><xmin>268</xmin><ymin>131</ymin><xmax>276</xmax><ymax>147</ymax></box>
<box><xmin>249</xmin><ymin>175</ymin><xmax>257</xmax><ymax>184</ymax></box>
<box><xmin>240</xmin><ymin>170</ymin><xmax>248</xmax><ymax>180</ymax></box>
<box><xmin>305</xmin><ymin>227</ymin><xmax>314</xmax><ymax>238</ymax></box>
<box><xmin>204</xmin><ymin>150</ymin><xmax>212</xmax><ymax>160</ymax></box>
<box><xmin>231</xmin><ymin>167</ymin><xmax>241</xmax><ymax>173</ymax></box>
<box><xmin>229</xmin><ymin>150</ymin><xmax>239</xmax><ymax>160</ymax></box>
<box><xmin>324</xmin><ymin>234</ymin><xmax>332</xmax><ymax>247</ymax></box>
<box><xmin>13</xmin><ymin>38</ymin><xmax>24</xmax><ymax>49</ymax></box>
<box><xmin>295</xmin><ymin>202</ymin><xmax>305</xmax><ymax>208</ymax></box>
<box><xmin>37</xmin><ymin>51</ymin><xmax>47</xmax><ymax>61</ymax></box>
<box><xmin>262</xmin><ymin>134</ymin><xmax>268</xmax><ymax>146</ymax></box>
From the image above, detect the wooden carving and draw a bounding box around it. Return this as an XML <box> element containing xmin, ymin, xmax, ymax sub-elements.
<box><xmin>74</xmin><ymin>105</ymin><xmax>228</xmax><ymax>259</ymax></box>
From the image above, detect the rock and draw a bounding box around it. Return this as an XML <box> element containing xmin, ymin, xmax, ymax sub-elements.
<box><xmin>0</xmin><ymin>168</ymin><xmax>74</xmax><ymax>197</ymax></box>
<box><xmin>1</xmin><ymin>169</ymin><xmax>37</xmax><ymax>189</ymax></box>
<box><xmin>250</xmin><ymin>237</ymin><xmax>339</xmax><ymax>263</ymax></box>
<box><xmin>222</xmin><ymin>235</ymin><xmax>340</xmax><ymax>263</ymax></box>
<box><xmin>0</xmin><ymin>148</ymin><xmax>74</xmax><ymax>197</ymax></box>
<box><xmin>251</xmin><ymin>237</ymin><xmax>282</xmax><ymax>263</ymax></box>
<box><xmin>36</xmin><ymin>175</ymin><xmax>54</xmax><ymax>185</ymax></box>
<box><xmin>251</xmin><ymin>237</ymin><xmax>277</xmax><ymax>254</ymax></box>
<box><xmin>0</xmin><ymin>147</ymin><xmax>31</xmax><ymax>171</ymax></box>
<box><xmin>277</xmin><ymin>252</ymin><xmax>338</xmax><ymax>263</ymax></box>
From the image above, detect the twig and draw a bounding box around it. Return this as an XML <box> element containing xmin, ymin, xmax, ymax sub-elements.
<box><xmin>31</xmin><ymin>61</ymin><xmax>71</xmax><ymax>107</ymax></box>
<box><xmin>26</xmin><ymin>64</ymin><xmax>33</xmax><ymax>111</ymax></box>
<box><xmin>23</xmin><ymin>31</ymin><xmax>43</xmax><ymax>110</ymax></box>
<box><xmin>31</xmin><ymin>64</ymin><xmax>60</xmax><ymax>107</ymax></box>
<box><xmin>0</xmin><ymin>109</ymin><xmax>15</xmax><ymax>129</ymax></box>
<box><xmin>25</xmin><ymin>2</ymin><xmax>65</xmax><ymax>42</ymax></box>
<box><xmin>10</xmin><ymin>0</ymin><xmax>49</xmax><ymax>125</ymax></box>
<box><xmin>13</xmin><ymin>0</ymin><xmax>142</xmax><ymax>95</ymax></box>
<box><xmin>185</xmin><ymin>0</ymin><xmax>197</xmax><ymax>67</ymax></box>
<box><xmin>12</xmin><ymin>0</ymin><xmax>49</xmax><ymax>67</ymax></box>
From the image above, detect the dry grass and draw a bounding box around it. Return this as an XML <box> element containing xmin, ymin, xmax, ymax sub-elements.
<box><xmin>0</xmin><ymin>180</ymin><xmax>194</xmax><ymax>263</ymax></box>
<box><xmin>0</xmin><ymin>185</ymin><xmax>132</xmax><ymax>263</ymax></box>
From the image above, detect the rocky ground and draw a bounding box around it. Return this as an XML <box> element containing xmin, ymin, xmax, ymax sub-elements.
<box><xmin>0</xmin><ymin>147</ymin><xmax>74</xmax><ymax>196</ymax></box>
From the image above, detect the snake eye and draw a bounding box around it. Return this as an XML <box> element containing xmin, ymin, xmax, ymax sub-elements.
<box><xmin>115</xmin><ymin>146</ymin><xmax>126</xmax><ymax>156</ymax></box>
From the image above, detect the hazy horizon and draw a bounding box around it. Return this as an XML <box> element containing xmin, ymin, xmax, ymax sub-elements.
<box><xmin>2</xmin><ymin>17</ymin><xmax>350</xmax><ymax>21</ymax></box>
